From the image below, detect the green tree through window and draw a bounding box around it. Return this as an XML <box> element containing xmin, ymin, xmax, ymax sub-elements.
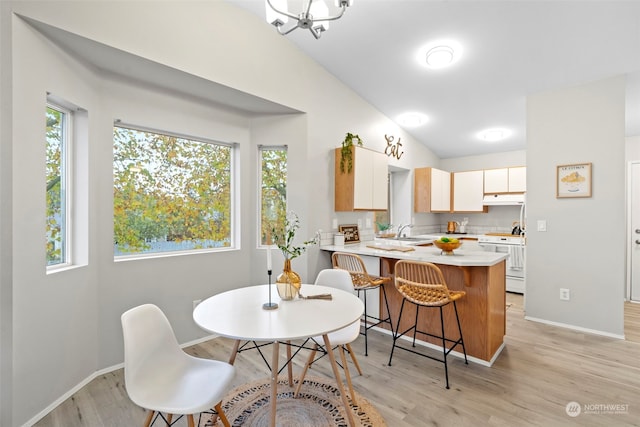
<box><xmin>113</xmin><ymin>126</ymin><xmax>232</xmax><ymax>255</ymax></box>
<box><xmin>260</xmin><ymin>146</ymin><xmax>287</xmax><ymax>245</ymax></box>
<box><xmin>46</xmin><ymin>105</ymin><xmax>67</xmax><ymax>265</ymax></box>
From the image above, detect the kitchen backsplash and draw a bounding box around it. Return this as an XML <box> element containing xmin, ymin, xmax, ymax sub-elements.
<box><xmin>318</xmin><ymin>223</ymin><xmax>517</xmax><ymax>245</ymax></box>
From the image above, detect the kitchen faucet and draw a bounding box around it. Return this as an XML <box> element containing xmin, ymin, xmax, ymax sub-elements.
<box><xmin>396</xmin><ymin>224</ymin><xmax>414</xmax><ymax>238</ymax></box>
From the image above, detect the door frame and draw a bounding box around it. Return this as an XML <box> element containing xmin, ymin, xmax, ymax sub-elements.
<box><xmin>627</xmin><ymin>161</ymin><xmax>640</xmax><ymax>301</ymax></box>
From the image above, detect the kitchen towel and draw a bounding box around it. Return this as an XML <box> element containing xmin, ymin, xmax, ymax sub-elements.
<box><xmin>508</xmin><ymin>246</ymin><xmax>524</xmax><ymax>269</ymax></box>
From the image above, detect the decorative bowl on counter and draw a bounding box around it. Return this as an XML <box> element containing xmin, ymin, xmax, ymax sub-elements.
<box><xmin>433</xmin><ymin>239</ymin><xmax>462</xmax><ymax>255</ymax></box>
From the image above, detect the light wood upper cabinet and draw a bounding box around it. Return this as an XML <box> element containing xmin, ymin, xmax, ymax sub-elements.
<box><xmin>484</xmin><ymin>166</ymin><xmax>526</xmax><ymax>193</ymax></box>
<box><xmin>335</xmin><ymin>146</ymin><xmax>388</xmax><ymax>211</ymax></box>
<box><xmin>452</xmin><ymin>170</ymin><xmax>485</xmax><ymax>212</ymax></box>
<box><xmin>414</xmin><ymin>167</ymin><xmax>451</xmax><ymax>212</ymax></box>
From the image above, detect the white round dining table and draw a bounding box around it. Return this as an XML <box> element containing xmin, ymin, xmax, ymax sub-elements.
<box><xmin>193</xmin><ymin>284</ymin><xmax>364</xmax><ymax>427</ymax></box>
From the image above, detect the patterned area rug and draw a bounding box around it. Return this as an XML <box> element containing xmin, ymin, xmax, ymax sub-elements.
<box><xmin>206</xmin><ymin>375</ymin><xmax>386</xmax><ymax>427</ymax></box>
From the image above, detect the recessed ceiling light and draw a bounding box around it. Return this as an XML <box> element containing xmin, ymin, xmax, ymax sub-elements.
<box><xmin>417</xmin><ymin>39</ymin><xmax>462</xmax><ymax>69</ymax></box>
<box><xmin>478</xmin><ymin>128</ymin><xmax>511</xmax><ymax>142</ymax></box>
<box><xmin>397</xmin><ymin>112</ymin><xmax>428</xmax><ymax>127</ymax></box>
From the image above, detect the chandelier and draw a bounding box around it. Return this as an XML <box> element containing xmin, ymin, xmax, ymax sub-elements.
<box><xmin>265</xmin><ymin>0</ymin><xmax>354</xmax><ymax>39</ymax></box>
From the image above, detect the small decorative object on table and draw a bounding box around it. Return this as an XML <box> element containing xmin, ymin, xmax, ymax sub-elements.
<box><xmin>433</xmin><ymin>237</ymin><xmax>462</xmax><ymax>255</ymax></box>
<box><xmin>376</xmin><ymin>222</ymin><xmax>394</xmax><ymax>238</ymax></box>
<box><xmin>272</xmin><ymin>211</ymin><xmax>317</xmax><ymax>300</ymax></box>
<box><xmin>263</xmin><ymin>241</ymin><xmax>278</xmax><ymax>310</ymax></box>
<box><xmin>338</xmin><ymin>224</ymin><xmax>360</xmax><ymax>244</ymax></box>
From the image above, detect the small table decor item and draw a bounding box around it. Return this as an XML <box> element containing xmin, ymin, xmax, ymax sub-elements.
<box><xmin>433</xmin><ymin>237</ymin><xmax>462</xmax><ymax>255</ymax></box>
<box><xmin>338</xmin><ymin>224</ymin><xmax>360</xmax><ymax>244</ymax></box>
<box><xmin>272</xmin><ymin>211</ymin><xmax>317</xmax><ymax>300</ymax></box>
<box><xmin>263</xmin><ymin>241</ymin><xmax>278</xmax><ymax>310</ymax></box>
<box><xmin>557</xmin><ymin>162</ymin><xmax>592</xmax><ymax>198</ymax></box>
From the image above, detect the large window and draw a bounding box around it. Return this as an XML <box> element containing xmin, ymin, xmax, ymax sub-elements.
<box><xmin>113</xmin><ymin>125</ymin><xmax>233</xmax><ymax>257</ymax></box>
<box><xmin>259</xmin><ymin>146</ymin><xmax>287</xmax><ymax>245</ymax></box>
<box><xmin>46</xmin><ymin>104</ymin><xmax>71</xmax><ymax>266</ymax></box>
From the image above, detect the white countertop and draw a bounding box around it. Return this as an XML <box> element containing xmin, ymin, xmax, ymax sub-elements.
<box><xmin>321</xmin><ymin>241</ymin><xmax>507</xmax><ymax>267</ymax></box>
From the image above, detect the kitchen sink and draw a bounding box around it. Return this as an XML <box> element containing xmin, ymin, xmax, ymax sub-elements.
<box><xmin>374</xmin><ymin>236</ymin><xmax>434</xmax><ymax>246</ymax></box>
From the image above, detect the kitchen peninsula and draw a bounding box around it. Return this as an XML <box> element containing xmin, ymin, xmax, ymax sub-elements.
<box><xmin>321</xmin><ymin>242</ymin><xmax>508</xmax><ymax>365</ymax></box>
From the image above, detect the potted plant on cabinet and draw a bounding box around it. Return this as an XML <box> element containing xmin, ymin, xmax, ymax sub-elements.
<box><xmin>340</xmin><ymin>132</ymin><xmax>363</xmax><ymax>173</ymax></box>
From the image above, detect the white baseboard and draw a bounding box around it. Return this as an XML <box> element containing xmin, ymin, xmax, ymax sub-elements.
<box><xmin>21</xmin><ymin>333</ymin><xmax>218</xmax><ymax>427</ymax></box>
<box><xmin>524</xmin><ymin>315</ymin><xmax>625</xmax><ymax>340</ymax></box>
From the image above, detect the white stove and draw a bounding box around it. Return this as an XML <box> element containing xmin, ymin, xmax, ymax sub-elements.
<box><xmin>478</xmin><ymin>233</ymin><xmax>526</xmax><ymax>294</ymax></box>
<box><xmin>477</xmin><ymin>233</ymin><xmax>525</xmax><ymax>246</ymax></box>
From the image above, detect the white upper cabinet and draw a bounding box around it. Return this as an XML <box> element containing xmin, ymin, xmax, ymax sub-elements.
<box><xmin>371</xmin><ymin>150</ymin><xmax>389</xmax><ymax>210</ymax></box>
<box><xmin>335</xmin><ymin>146</ymin><xmax>388</xmax><ymax>211</ymax></box>
<box><xmin>508</xmin><ymin>166</ymin><xmax>526</xmax><ymax>192</ymax></box>
<box><xmin>484</xmin><ymin>167</ymin><xmax>526</xmax><ymax>193</ymax></box>
<box><xmin>452</xmin><ymin>170</ymin><xmax>485</xmax><ymax>212</ymax></box>
<box><xmin>414</xmin><ymin>167</ymin><xmax>451</xmax><ymax>213</ymax></box>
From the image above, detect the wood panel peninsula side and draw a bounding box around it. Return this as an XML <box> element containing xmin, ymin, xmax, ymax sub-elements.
<box><xmin>321</xmin><ymin>243</ymin><xmax>508</xmax><ymax>365</ymax></box>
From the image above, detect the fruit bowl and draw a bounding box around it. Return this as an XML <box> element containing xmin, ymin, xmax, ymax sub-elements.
<box><xmin>433</xmin><ymin>239</ymin><xmax>462</xmax><ymax>255</ymax></box>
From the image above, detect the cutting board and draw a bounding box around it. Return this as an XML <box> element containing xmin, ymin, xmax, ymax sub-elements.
<box><xmin>366</xmin><ymin>244</ymin><xmax>416</xmax><ymax>252</ymax></box>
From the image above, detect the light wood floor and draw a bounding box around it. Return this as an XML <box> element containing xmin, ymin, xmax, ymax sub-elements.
<box><xmin>35</xmin><ymin>294</ymin><xmax>640</xmax><ymax>426</ymax></box>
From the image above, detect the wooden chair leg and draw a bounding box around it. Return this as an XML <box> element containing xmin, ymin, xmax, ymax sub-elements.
<box><xmin>345</xmin><ymin>343</ymin><xmax>363</xmax><ymax>375</ymax></box>
<box><xmin>339</xmin><ymin>346</ymin><xmax>357</xmax><ymax>406</ymax></box>
<box><xmin>187</xmin><ymin>414</ymin><xmax>195</xmax><ymax>427</ymax></box>
<box><xmin>228</xmin><ymin>339</ymin><xmax>241</xmax><ymax>365</ymax></box>
<box><xmin>294</xmin><ymin>344</ymin><xmax>318</xmax><ymax>397</ymax></box>
<box><xmin>216</xmin><ymin>402</ymin><xmax>231</xmax><ymax>427</ymax></box>
<box><xmin>143</xmin><ymin>410</ymin><xmax>155</xmax><ymax>427</ymax></box>
<box><xmin>287</xmin><ymin>340</ymin><xmax>293</xmax><ymax>387</ymax></box>
<box><xmin>166</xmin><ymin>414</ymin><xmax>173</xmax><ymax>426</ymax></box>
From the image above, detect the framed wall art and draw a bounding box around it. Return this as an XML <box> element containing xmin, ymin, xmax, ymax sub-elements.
<box><xmin>338</xmin><ymin>224</ymin><xmax>360</xmax><ymax>244</ymax></box>
<box><xmin>556</xmin><ymin>163</ymin><xmax>592</xmax><ymax>198</ymax></box>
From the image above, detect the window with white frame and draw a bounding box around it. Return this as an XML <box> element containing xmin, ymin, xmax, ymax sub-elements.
<box><xmin>46</xmin><ymin>103</ymin><xmax>71</xmax><ymax>267</ymax></box>
<box><xmin>259</xmin><ymin>145</ymin><xmax>287</xmax><ymax>245</ymax></box>
<box><xmin>113</xmin><ymin>125</ymin><xmax>234</xmax><ymax>257</ymax></box>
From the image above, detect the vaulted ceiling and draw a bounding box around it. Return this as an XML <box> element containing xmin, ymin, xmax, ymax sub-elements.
<box><xmin>229</xmin><ymin>0</ymin><xmax>640</xmax><ymax>158</ymax></box>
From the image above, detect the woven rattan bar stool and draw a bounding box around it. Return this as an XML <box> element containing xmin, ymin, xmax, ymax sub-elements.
<box><xmin>331</xmin><ymin>252</ymin><xmax>394</xmax><ymax>356</ymax></box>
<box><xmin>387</xmin><ymin>260</ymin><xmax>468</xmax><ymax>389</ymax></box>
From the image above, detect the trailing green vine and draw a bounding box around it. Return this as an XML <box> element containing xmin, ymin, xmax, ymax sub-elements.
<box><xmin>340</xmin><ymin>132</ymin><xmax>363</xmax><ymax>173</ymax></box>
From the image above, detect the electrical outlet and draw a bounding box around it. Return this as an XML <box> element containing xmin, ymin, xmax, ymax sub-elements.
<box><xmin>559</xmin><ymin>288</ymin><xmax>570</xmax><ymax>301</ymax></box>
<box><xmin>357</xmin><ymin>219</ymin><xmax>362</xmax><ymax>228</ymax></box>
<box><xmin>332</xmin><ymin>218</ymin><xmax>338</xmax><ymax>229</ymax></box>
<box><xmin>193</xmin><ymin>299</ymin><xmax>202</xmax><ymax>310</ymax></box>
<box><xmin>366</xmin><ymin>218</ymin><xmax>372</xmax><ymax>228</ymax></box>
<box><xmin>537</xmin><ymin>220</ymin><xmax>547</xmax><ymax>232</ymax></box>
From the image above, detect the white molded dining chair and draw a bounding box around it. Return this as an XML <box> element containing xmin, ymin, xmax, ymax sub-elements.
<box><xmin>294</xmin><ymin>269</ymin><xmax>363</xmax><ymax>404</ymax></box>
<box><xmin>121</xmin><ymin>304</ymin><xmax>235</xmax><ymax>427</ymax></box>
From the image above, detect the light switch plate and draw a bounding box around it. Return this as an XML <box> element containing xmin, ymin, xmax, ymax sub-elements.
<box><xmin>332</xmin><ymin>218</ymin><xmax>338</xmax><ymax>229</ymax></box>
<box><xmin>537</xmin><ymin>220</ymin><xmax>547</xmax><ymax>232</ymax></box>
<box><xmin>366</xmin><ymin>218</ymin><xmax>372</xmax><ymax>228</ymax></box>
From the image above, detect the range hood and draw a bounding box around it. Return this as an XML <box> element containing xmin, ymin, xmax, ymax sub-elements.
<box><xmin>482</xmin><ymin>194</ymin><xmax>525</xmax><ymax>206</ymax></box>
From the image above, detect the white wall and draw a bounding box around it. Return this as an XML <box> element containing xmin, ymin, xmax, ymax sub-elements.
<box><xmin>526</xmin><ymin>76</ymin><xmax>626</xmax><ymax>337</ymax></box>
<box><xmin>0</xmin><ymin>0</ymin><xmax>14</xmax><ymax>425</ymax></box>
<box><xmin>4</xmin><ymin>2</ymin><xmax>438</xmax><ymax>425</ymax></box>
<box><xmin>440</xmin><ymin>150</ymin><xmax>526</xmax><ymax>172</ymax></box>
